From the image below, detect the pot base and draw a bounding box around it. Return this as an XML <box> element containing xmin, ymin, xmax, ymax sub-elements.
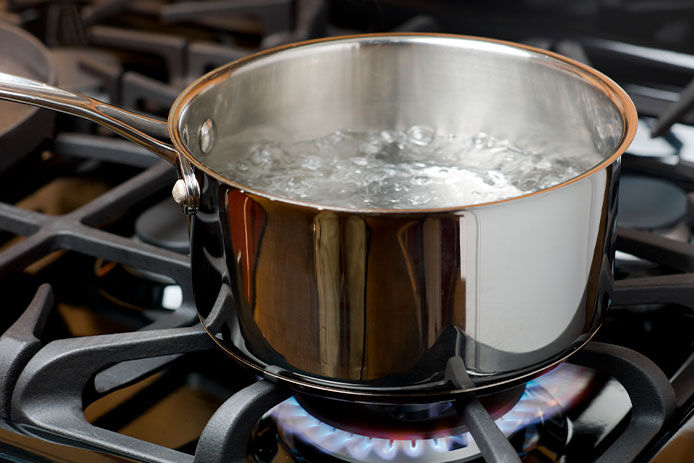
<box><xmin>198</xmin><ymin>315</ymin><xmax>601</xmax><ymax>403</ymax></box>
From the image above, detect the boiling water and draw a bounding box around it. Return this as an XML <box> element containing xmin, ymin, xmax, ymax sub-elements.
<box><xmin>221</xmin><ymin>127</ymin><xmax>587</xmax><ymax>209</ymax></box>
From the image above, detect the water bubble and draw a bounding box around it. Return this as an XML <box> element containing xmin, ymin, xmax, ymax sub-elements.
<box><xmin>472</xmin><ymin>132</ymin><xmax>489</xmax><ymax>148</ymax></box>
<box><xmin>250</xmin><ymin>145</ymin><xmax>274</xmax><ymax>166</ymax></box>
<box><xmin>409</xmin><ymin>193</ymin><xmax>430</xmax><ymax>205</ymax></box>
<box><xmin>360</xmin><ymin>142</ymin><xmax>381</xmax><ymax>156</ymax></box>
<box><xmin>444</xmin><ymin>175</ymin><xmax>460</xmax><ymax>185</ymax></box>
<box><xmin>490</xmin><ymin>139</ymin><xmax>510</xmax><ymax>153</ymax></box>
<box><xmin>380</xmin><ymin>130</ymin><xmax>395</xmax><ymax>143</ymax></box>
<box><xmin>487</xmin><ymin>170</ymin><xmax>505</xmax><ymax>184</ymax></box>
<box><xmin>520</xmin><ymin>180</ymin><xmax>538</xmax><ymax>191</ymax></box>
<box><xmin>365</xmin><ymin>181</ymin><xmax>382</xmax><ymax>197</ymax></box>
<box><xmin>329</xmin><ymin>130</ymin><xmax>345</xmax><ymax>143</ymax></box>
<box><xmin>302</xmin><ymin>156</ymin><xmax>321</xmax><ymax>170</ymax></box>
<box><xmin>407</xmin><ymin>125</ymin><xmax>435</xmax><ymax>146</ymax></box>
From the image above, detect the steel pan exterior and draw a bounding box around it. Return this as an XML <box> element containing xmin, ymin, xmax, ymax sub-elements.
<box><xmin>191</xmin><ymin>161</ymin><xmax>618</xmax><ymax>401</ymax></box>
<box><xmin>172</xmin><ymin>35</ymin><xmax>633</xmax><ymax>401</ymax></box>
<box><xmin>0</xmin><ymin>34</ymin><xmax>636</xmax><ymax>402</ymax></box>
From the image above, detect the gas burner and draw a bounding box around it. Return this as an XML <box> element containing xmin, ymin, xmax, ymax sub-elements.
<box><xmin>93</xmin><ymin>198</ymin><xmax>188</xmax><ymax>316</ymax></box>
<box><xmin>618</xmin><ymin>175</ymin><xmax>686</xmax><ymax>230</ymax></box>
<box><xmin>134</xmin><ymin>197</ymin><xmax>189</xmax><ymax>254</ymax></box>
<box><xmin>615</xmin><ymin>174</ymin><xmax>689</xmax><ymax>268</ymax></box>
<box><xmin>250</xmin><ymin>364</ymin><xmax>597</xmax><ymax>462</ymax></box>
<box><xmin>293</xmin><ymin>386</ymin><xmax>525</xmax><ymax>440</ymax></box>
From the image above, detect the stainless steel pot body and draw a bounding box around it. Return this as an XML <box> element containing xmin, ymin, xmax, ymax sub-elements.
<box><xmin>192</xmin><ymin>167</ymin><xmax>619</xmax><ymax>402</ymax></box>
<box><xmin>0</xmin><ymin>34</ymin><xmax>636</xmax><ymax>402</ymax></box>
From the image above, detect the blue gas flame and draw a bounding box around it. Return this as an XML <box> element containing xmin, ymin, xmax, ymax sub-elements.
<box><xmin>271</xmin><ymin>364</ymin><xmax>594</xmax><ymax>462</ymax></box>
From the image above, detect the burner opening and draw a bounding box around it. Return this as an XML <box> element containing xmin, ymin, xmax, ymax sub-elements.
<box><xmin>293</xmin><ymin>385</ymin><xmax>525</xmax><ymax>440</ymax></box>
<box><xmin>250</xmin><ymin>372</ymin><xmax>580</xmax><ymax>463</ymax></box>
<box><xmin>618</xmin><ymin>175</ymin><xmax>686</xmax><ymax>230</ymax></box>
<box><xmin>249</xmin><ymin>365</ymin><xmax>600</xmax><ymax>462</ymax></box>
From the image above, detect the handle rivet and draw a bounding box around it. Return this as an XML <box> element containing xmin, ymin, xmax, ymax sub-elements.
<box><xmin>199</xmin><ymin>118</ymin><xmax>216</xmax><ymax>154</ymax></box>
<box><xmin>172</xmin><ymin>179</ymin><xmax>187</xmax><ymax>205</ymax></box>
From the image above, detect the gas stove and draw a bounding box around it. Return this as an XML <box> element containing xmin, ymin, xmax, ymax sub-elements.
<box><xmin>0</xmin><ymin>1</ymin><xmax>692</xmax><ymax>462</ymax></box>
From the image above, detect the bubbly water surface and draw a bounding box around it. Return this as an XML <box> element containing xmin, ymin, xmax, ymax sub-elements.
<box><xmin>222</xmin><ymin>127</ymin><xmax>586</xmax><ymax>209</ymax></box>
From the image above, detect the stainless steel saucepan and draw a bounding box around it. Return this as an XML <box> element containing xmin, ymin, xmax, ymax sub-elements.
<box><xmin>0</xmin><ymin>34</ymin><xmax>637</xmax><ymax>403</ymax></box>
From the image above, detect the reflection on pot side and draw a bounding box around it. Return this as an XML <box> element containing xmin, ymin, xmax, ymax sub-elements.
<box><xmin>193</xmin><ymin>160</ymin><xmax>617</xmax><ymax>399</ymax></box>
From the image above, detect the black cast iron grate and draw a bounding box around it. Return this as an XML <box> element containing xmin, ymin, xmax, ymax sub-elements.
<box><xmin>0</xmin><ymin>276</ymin><xmax>681</xmax><ymax>463</ymax></box>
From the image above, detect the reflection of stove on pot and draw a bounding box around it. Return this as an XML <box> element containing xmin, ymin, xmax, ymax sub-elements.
<box><xmin>0</xmin><ymin>1</ymin><xmax>692</xmax><ymax>463</ymax></box>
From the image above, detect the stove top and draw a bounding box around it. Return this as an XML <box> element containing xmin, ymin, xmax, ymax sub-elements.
<box><xmin>0</xmin><ymin>1</ymin><xmax>692</xmax><ymax>462</ymax></box>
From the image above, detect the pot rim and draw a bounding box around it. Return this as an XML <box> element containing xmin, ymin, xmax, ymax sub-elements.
<box><xmin>169</xmin><ymin>33</ymin><xmax>637</xmax><ymax>215</ymax></box>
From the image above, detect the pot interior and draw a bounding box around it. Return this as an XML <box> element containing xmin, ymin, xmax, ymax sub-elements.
<box><xmin>173</xmin><ymin>35</ymin><xmax>631</xmax><ymax>208</ymax></box>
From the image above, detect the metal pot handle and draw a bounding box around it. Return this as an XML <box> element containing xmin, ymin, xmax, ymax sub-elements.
<box><xmin>0</xmin><ymin>71</ymin><xmax>200</xmax><ymax>215</ymax></box>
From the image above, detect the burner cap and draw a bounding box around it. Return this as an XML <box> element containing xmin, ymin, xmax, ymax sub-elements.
<box><xmin>618</xmin><ymin>175</ymin><xmax>686</xmax><ymax>230</ymax></box>
<box><xmin>135</xmin><ymin>198</ymin><xmax>189</xmax><ymax>254</ymax></box>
